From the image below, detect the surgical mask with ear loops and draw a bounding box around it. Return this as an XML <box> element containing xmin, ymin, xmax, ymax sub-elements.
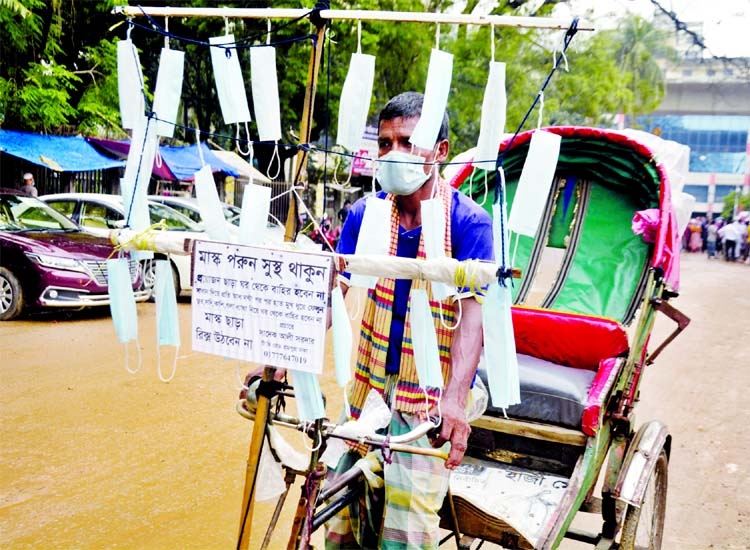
<box><xmin>376</xmin><ymin>150</ymin><xmax>435</xmax><ymax>196</ymax></box>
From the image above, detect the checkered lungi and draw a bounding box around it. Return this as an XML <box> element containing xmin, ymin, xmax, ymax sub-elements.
<box><xmin>324</xmin><ymin>410</ymin><xmax>450</xmax><ymax>549</ymax></box>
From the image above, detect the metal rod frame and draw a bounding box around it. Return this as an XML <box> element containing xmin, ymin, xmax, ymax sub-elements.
<box><xmin>113</xmin><ymin>6</ymin><xmax>593</xmax><ymax>31</ymax></box>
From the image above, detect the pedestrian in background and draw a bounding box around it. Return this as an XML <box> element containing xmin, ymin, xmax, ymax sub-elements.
<box><xmin>706</xmin><ymin>219</ymin><xmax>718</xmax><ymax>259</ymax></box>
<box><xmin>21</xmin><ymin>173</ymin><xmax>37</xmax><ymax>197</ymax></box>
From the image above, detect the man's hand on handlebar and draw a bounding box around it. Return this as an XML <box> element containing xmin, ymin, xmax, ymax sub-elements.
<box><xmin>428</xmin><ymin>398</ymin><xmax>470</xmax><ymax>470</ymax></box>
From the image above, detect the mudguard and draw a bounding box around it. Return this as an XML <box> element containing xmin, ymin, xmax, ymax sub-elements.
<box><xmin>614</xmin><ymin>420</ymin><xmax>671</xmax><ymax>507</ymax></box>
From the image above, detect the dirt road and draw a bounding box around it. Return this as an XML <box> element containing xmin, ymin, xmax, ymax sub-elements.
<box><xmin>1</xmin><ymin>252</ymin><xmax>748</xmax><ymax>549</ymax></box>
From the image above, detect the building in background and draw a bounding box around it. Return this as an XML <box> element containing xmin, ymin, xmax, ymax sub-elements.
<box><xmin>636</xmin><ymin>14</ymin><xmax>750</xmax><ymax>219</ymax></box>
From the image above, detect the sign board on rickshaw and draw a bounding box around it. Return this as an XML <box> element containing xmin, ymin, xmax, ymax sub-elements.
<box><xmin>190</xmin><ymin>240</ymin><xmax>333</xmax><ymax>374</ymax></box>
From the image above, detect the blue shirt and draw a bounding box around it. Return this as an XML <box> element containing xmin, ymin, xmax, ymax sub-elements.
<box><xmin>336</xmin><ymin>188</ymin><xmax>494</xmax><ymax>373</ymax></box>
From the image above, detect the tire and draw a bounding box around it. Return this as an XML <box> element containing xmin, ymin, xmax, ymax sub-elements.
<box><xmin>0</xmin><ymin>267</ymin><xmax>24</xmax><ymax>321</ymax></box>
<box><xmin>141</xmin><ymin>258</ymin><xmax>180</xmax><ymax>301</ymax></box>
<box><xmin>140</xmin><ymin>259</ymin><xmax>156</xmax><ymax>301</ymax></box>
<box><xmin>619</xmin><ymin>449</ymin><xmax>668</xmax><ymax>550</ymax></box>
<box><xmin>171</xmin><ymin>262</ymin><xmax>181</xmax><ymax>298</ymax></box>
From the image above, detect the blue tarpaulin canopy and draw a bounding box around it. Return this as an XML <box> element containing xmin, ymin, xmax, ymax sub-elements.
<box><xmin>87</xmin><ymin>138</ymin><xmax>240</xmax><ymax>181</ymax></box>
<box><xmin>159</xmin><ymin>142</ymin><xmax>240</xmax><ymax>181</ymax></box>
<box><xmin>0</xmin><ymin>129</ymin><xmax>126</xmax><ymax>172</ymax></box>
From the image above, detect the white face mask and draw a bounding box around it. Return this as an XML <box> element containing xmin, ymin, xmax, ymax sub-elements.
<box><xmin>410</xmin><ymin>48</ymin><xmax>453</xmax><ymax>150</ymax></box>
<box><xmin>152</xmin><ymin>47</ymin><xmax>185</xmax><ymax>138</ymax></box>
<box><xmin>475</xmin><ymin>61</ymin><xmax>506</xmax><ymax>170</ymax></box>
<box><xmin>376</xmin><ymin>150</ymin><xmax>432</xmax><ymax>195</ymax></box>
<box><xmin>249</xmin><ymin>46</ymin><xmax>282</xmax><ymax>142</ymax></box>
<box><xmin>117</xmin><ymin>39</ymin><xmax>145</xmax><ymax>130</ymax></box>
<box><xmin>209</xmin><ymin>34</ymin><xmax>251</xmax><ymax>125</ymax></box>
<box><xmin>337</xmin><ymin>52</ymin><xmax>375</xmax><ymax>151</ymax></box>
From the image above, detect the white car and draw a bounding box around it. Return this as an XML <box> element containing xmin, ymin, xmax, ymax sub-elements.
<box><xmin>148</xmin><ymin>195</ymin><xmax>318</xmax><ymax>250</ymax></box>
<box><xmin>40</xmin><ymin>193</ymin><xmax>205</xmax><ymax>297</ymax></box>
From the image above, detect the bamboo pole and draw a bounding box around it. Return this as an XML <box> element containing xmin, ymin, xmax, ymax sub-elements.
<box><xmin>236</xmin><ymin>366</ymin><xmax>275</xmax><ymax>550</ymax></box>
<box><xmin>284</xmin><ymin>21</ymin><xmax>327</xmax><ymax>243</ymax></box>
<box><xmin>113</xmin><ymin>6</ymin><xmax>593</xmax><ymax>31</ymax></box>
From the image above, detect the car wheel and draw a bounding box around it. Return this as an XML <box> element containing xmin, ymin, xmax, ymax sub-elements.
<box><xmin>171</xmin><ymin>261</ymin><xmax>181</xmax><ymax>298</ymax></box>
<box><xmin>0</xmin><ymin>267</ymin><xmax>24</xmax><ymax>321</ymax></box>
<box><xmin>140</xmin><ymin>258</ymin><xmax>156</xmax><ymax>301</ymax></box>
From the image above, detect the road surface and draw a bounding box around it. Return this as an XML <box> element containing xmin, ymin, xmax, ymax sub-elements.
<box><xmin>1</xmin><ymin>252</ymin><xmax>747</xmax><ymax>549</ymax></box>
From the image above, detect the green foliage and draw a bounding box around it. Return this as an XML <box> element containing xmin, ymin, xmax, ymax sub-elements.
<box><xmin>18</xmin><ymin>60</ymin><xmax>80</xmax><ymax>132</ymax></box>
<box><xmin>721</xmin><ymin>189</ymin><xmax>750</xmax><ymax>220</ymax></box>
<box><xmin>77</xmin><ymin>39</ymin><xmax>125</xmax><ymax>137</ymax></box>
<box><xmin>0</xmin><ymin>0</ymin><xmax>673</xmax><ymax>162</ymax></box>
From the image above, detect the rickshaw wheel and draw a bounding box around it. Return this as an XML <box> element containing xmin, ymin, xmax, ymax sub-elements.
<box><xmin>618</xmin><ymin>449</ymin><xmax>668</xmax><ymax>550</ymax></box>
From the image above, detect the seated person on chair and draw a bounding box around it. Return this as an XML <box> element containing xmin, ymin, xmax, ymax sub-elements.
<box><xmin>327</xmin><ymin>91</ymin><xmax>495</xmax><ymax>549</ymax></box>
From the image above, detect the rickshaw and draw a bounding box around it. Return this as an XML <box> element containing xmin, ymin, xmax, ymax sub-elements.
<box><xmin>236</xmin><ymin>126</ymin><xmax>690</xmax><ymax>549</ymax></box>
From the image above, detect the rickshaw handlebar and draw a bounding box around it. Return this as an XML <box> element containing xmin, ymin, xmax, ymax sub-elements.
<box><xmin>236</xmin><ymin>399</ymin><xmax>443</xmax><ymax>453</ymax></box>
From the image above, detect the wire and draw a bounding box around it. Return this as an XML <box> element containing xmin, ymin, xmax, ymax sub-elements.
<box><xmin>648</xmin><ymin>0</ymin><xmax>750</xmax><ymax>70</ymax></box>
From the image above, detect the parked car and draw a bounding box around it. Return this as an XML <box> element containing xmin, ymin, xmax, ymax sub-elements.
<box><xmin>0</xmin><ymin>190</ymin><xmax>146</xmax><ymax>321</ymax></box>
<box><xmin>40</xmin><ymin>193</ymin><xmax>205</xmax><ymax>297</ymax></box>
<box><xmin>148</xmin><ymin>195</ymin><xmax>240</xmax><ymax>227</ymax></box>
<box><xmin>147</xmin><ymin>195</ymin><xmax>318</xmax><ymax>249</ymax></box>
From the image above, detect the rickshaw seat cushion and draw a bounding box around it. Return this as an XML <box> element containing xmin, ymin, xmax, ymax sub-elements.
<box><xmin>478</xmin><ymin>354</ymin><xmax>597</xmax><ymax>430</ymax></box>
<box><xmin>511</xmin><ymin>306</ymin><xmax>629</xmax><ymax>371</ymax></box>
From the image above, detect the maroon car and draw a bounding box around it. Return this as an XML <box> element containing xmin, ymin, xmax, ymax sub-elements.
<box><xmin>0</xmin><ymin>190</ymin><xmax>147</xmax><ymax>320</ymax></box>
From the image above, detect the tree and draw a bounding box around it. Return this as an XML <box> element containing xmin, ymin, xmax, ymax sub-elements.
<box><xmin>0</xmin><ymin>0</ymin><xmax>127</xmax><ymax>133</ymax></box>
<box><xmin>604</xmin><ymin>14</ymin><xmax>675</xmax><ymax>122</ymax></box>
<box><xmin>721</xmin><ymin>189</ymin><xmax>750</xmax><ymax>220</ymax></box>
<box><xmin>0</xmin><ymin>0</ymin><xmax>674</xmax><ymax>160</ymax></box>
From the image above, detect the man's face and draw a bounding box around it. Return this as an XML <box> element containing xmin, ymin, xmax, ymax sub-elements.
<box><xmin>377</xmin><ymin>116</ymin><xmax>448</xmax><ymax>177</ymax></box>
<box><xmin>24</xmin><ymin>178</ymin><xmax>34</xmax><ymax>186</ymax></box>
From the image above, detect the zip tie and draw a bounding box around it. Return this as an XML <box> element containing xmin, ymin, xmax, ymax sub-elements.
<box><xmin>356</xmin><ymin>20</ymin><xmax>362</xmax><ymax>54</ymax></box>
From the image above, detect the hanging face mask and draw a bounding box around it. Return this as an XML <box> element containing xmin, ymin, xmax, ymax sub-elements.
<box><xmin>481</xmin><ymin>283</ymin><xmax>520</xmax><ymax>410</ymax></box>
<box><xmin>209</xmin><ymin>34</ymin><xmax>252</xmax><ymax>125</ymax></box>
<box><xmin>421</xmin><ymin>196</ymin><xmax>452</xmax><ymax>301</ymax></box>
<box><xmin>238</xmin><ymin>182</ymin><xmax>272</xmax><ymax>245</ymax></box>
<box><xmin>194</xmin><ymin>164</ymin><xmax>231</xmax><ymax>242</ymax></box>
<box><xmin>122</xmin><ymin>114</ymin><xmax>157</xmax><ymax>245</ymax></box>
<box><xmin>350</xmin><ymin>196</ymin><xmax>391</xmax><ymax>289</ymax></box>
<box><xmin>155</xmin><ymin>259</ymin><xmax>180</xmax><ymax>382</ymax></box>
<box><xmin>475</xmin><ymin>61</ymin><xmax>507</xmax><ymax>171</ymax></box>
<box><xmin>410</xmin><ymin>48</ymin><xmax>453</xmax><ymax>150</ymax></box>
<box><xmin>376</xmin><ymin>150</ymin><xmax>430</xmax><ymax>196</ymax></box>
<box><xmin>117</xmin><ymin>39</ymin><xmax>145</xmax><ymax>130</ymax></box>
<box><xmin>337</xmin><ymin>52</ymin><xmax>376</xmax><ymax>151</ymax></box>
<box><xmin>152</xmin><ymin>47</ymin><xmax>185</xmax><ymax>138</ymax></box>
<box><xmin>108</xmin><ymin>257</ymin><xmax>141</xmax><ymax>374</ymax></box>
<box><xmin>255</xmin><ymin>444</ymin><xmax>286</xmax><ymax>502</ymax></box>
<box><xmin>409</xmin><ymin>288</ymin><xmax>444</xmax><ymax>389</ymax></box>
<box><xmin>249</xmin><ymin>46</ymin><xmax>282</xmax><ymax>142</ymax></box>
<box><xmin>507</xmin><ymin>130</ymin><xmax>561</xmax><ymax>237</ymax></box>
<box><xmin>331</xmin><ymin>286</ymin><xmax>352</xmax><ymax>387</ymax></box>
<box><xmin>155</xmin><ymin>259</ymin><xmax>180</xmax><ymax>346</ymax></box>
<box><xmin>291</xmin><ymin>370</ymin><xmax>326</xmax><ymax>421</ymax></box>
